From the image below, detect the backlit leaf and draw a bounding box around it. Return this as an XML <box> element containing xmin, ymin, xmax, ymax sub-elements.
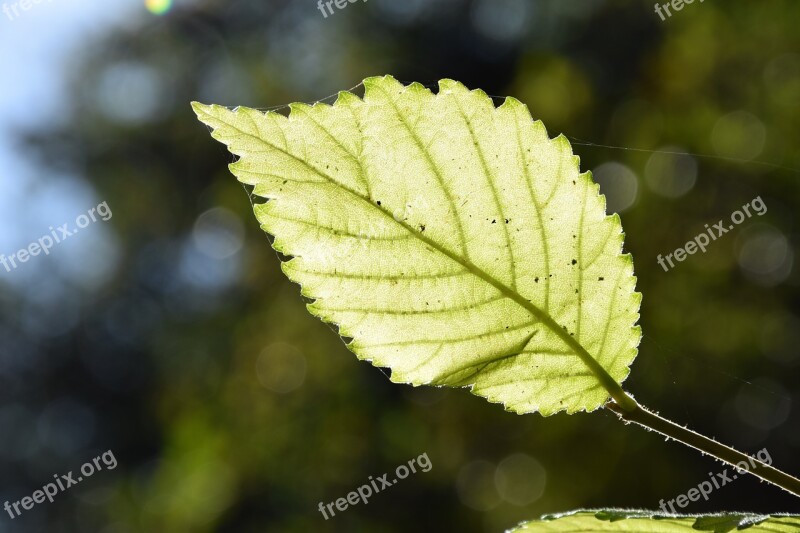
<box><xmin>193</xmin><ymin>75</ymin><xmax>641</xmax><ymax>415</ymax></box>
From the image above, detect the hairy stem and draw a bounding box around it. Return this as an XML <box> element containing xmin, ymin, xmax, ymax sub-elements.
<box><xmin>607</xmin><ymin>394</ymin><xmax>800</xmax><ymax>498</ymax></box>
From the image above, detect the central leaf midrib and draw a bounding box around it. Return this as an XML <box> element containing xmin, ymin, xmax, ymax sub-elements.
<box><xmin>209</xmin><ymin>105</ymin><xmax>626</xmax><ymax>403</ymax></box>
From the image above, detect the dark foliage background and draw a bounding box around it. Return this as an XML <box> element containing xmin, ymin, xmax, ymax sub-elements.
<box><xmin>1</xmin><ymin>0</ymin><xmax>799</xmax><ymax>531</ymax></box>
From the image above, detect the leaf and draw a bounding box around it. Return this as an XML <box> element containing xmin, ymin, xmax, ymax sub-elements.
<box><xmin>509</xmin><ymin>510</ymin><xmax>800</xmax><ymax>532</ymax></box>
<box><xmin>192</xmin><ymin>75</ymin><xmax>641</xmax><ymax>416</ymax></box>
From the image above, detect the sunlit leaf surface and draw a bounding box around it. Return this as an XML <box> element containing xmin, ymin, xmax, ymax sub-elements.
<box><xmin>193</xmin><ymin>75</ymin><xmax>641</xmax><ymax>415</ymax></box>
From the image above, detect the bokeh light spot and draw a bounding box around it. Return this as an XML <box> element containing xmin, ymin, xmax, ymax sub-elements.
<box><xmin>710</xmin><ymin>110</ymin><xmax>767</xmax><ymax>161</ymax></box>
<box><xmin>456</xmin><ymin>460</ymin><xmax>501</xmax><ymax>511</ymax></box>
<box><xmin>644</xmin><ymin>147</ymin><xmax>698</xmax><ymax>198</ymax></box>
<box><xmin>471</xmin><ymin>0</ymin><xmax>530</xmax><ymax>43</ymax></box>
<box><xmin>95</xmin><ymin>61</ymin><xmax>166</xmax><ymax>124</ymax></box>
<box><xmin>495</xmin><ymin>453</ymin><xmax>546</xmax><ymax>506</ymax></box>
<box><xmin>734</xmin><ymin>378</ymin><xmax>791</xmax><ymax>431</ymax></box>
<box><xmin>592</xmin><ymin>162</ymin><xmax>639</xmax><ymax>213</ymax></box>
<box><xmin>145</xmin><ymin>0</ymin><xmax>173</xmax><ymax>15</ymax></box>
<box><xmin>192</xmin><ymin>208</ymin><xmax>245</xmax><ymax>260</ymax></box>
<box><xmin>736</xmin><ymin>224</ymin><xmax>793</xmax><ymax>286</ymax></box>
<box><xmin>256</xmin><ymin>343</ymin><xmax>307</xmax><ymax>394</ymax></box>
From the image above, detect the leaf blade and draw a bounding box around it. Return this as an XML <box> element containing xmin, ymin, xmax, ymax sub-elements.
<box><xmin>192</xmin><ymin>75</ymin><xmax>642</xmax><ymax>415</ymax></box>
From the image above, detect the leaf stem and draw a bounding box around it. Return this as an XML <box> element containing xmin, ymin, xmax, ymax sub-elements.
<box><xmin>607</xmin><ymin>395</ymin><xmax>800</xmax><ymax>498</ymax></box>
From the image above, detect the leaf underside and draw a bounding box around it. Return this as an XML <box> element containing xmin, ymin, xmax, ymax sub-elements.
<box><xmin>510</xmin><ymin>510</ymin><xmax>800</xmax><ymax>533</ymax></box>
<box><xmin>193</xmin><ymin>75</ymin><xmax>641</xmax><ymax>416</ymax></box>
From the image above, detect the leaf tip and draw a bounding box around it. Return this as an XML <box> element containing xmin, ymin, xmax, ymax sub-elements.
<box><xmin>190</xmin><ymin>101</ymin><xmax>213</xmax><ymax>118</ymax></box>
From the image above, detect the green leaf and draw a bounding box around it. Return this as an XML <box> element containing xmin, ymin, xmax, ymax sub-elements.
<box><xmin>192</xmin><ymin>75</ymin><xmax>641</xmax><ymax>416</ymax></box>
<box><xmin>510</xmin><ymin>510</ymin><xmax>800</xmax><ymax>532</ymax></box>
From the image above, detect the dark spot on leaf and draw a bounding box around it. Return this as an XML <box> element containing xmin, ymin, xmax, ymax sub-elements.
<box><xmin>571</xmin><ymin>259</ymin><xmax>577</xmax><ymax>265</ymax></box>
<box><xmin>377</xmin><ymin>201</ymin><xmax>381</xmax><ymax>206</ymax></box>
<box><xmin>282</xmin><ymin>180</ymin><xmax>288</xmax><ymax>184</ymax></box>
<box><xmin>420</xmin><ymin>225</ymin><xmax>426</xmax><ymax>232</ymax></box>
<box><xmin>534</xmin><ymin>277</ymin><xmax>539</xmax><ymax>283</ymax></box>
<box><xmin>491</xmin><ymin>219</ymin><xmax>496</xmax><ymax>224</ymax></box>
<box><xmin>505</xmin><ymin>218</ymin><xmax>510</xmax><ymax>224</ymax></box>
<box><xmin>598</xmin><ymin>277</ymin><xmax>605</xmax><ymax>281</ymax></box>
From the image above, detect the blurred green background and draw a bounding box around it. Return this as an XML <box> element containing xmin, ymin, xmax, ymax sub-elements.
<box><xmin>1</xmin><ymin>0</ymin><xmax>799</xmax><ymax>531</ymax></box>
